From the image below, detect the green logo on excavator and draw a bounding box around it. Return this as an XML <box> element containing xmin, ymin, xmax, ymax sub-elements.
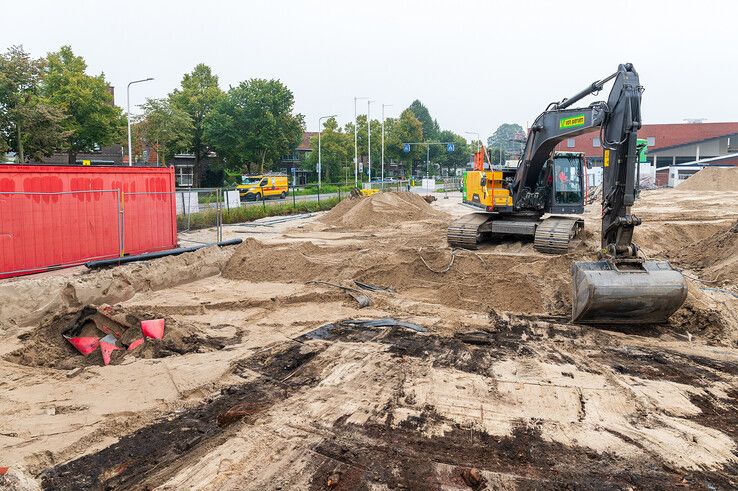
<box><xmin>559</xmin><ymin>114</ymin><xmax>586</xmax><ymax>129</ymax></box>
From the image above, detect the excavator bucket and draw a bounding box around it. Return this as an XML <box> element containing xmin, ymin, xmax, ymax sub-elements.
<box><xmin>571</xmin><ymin>260</ymin><xmax>687</xmax><ymax>324</ymax></box>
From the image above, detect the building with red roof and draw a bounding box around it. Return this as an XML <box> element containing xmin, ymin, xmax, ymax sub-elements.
<box><xmin>555</xmin><ymin>121</ymin><xmax>738</xmax><ymax>168</ymax></box>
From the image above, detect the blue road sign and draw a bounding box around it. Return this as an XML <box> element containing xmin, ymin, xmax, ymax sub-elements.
<box><xmin>403</xmin><ymin>143</ymin><xmax>411</xmax><ymax>153</ymax></box>
<box><xmin>447</xmin><ymin>143</ymin><xmax>455</xmax><ymax>152</ymax></box>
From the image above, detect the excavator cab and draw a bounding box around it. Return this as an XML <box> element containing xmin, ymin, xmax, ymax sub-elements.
<box><xmin>550</xmin><ymin>153</ymin><xmax>585</xmax><ymax>213</ymax></box>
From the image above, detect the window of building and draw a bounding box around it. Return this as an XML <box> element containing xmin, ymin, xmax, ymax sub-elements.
<box><xmin>567</xmin><ymin>138</ymin><xmax>575</xmax><ymax>148</ymax></box>
<box><xmin>647</xmin><ymin>136</ymin><xmax>656</xmax><ymax>146</ymax></box>
<box><xmin>592</xmin><ymin>137</ymin><xmax>601</xmax><ymax>147</ymax></box>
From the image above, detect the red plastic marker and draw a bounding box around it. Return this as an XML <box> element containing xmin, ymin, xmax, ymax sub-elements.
<box><xmin>99</xmin><ymin>334</ymin><xmax>122</xmax><ymax>366</ymax></box>
<box><xmin>141</xmin><ymin>319</ymin><xmax>165</xmax><ymax>340</ymax></box>
<box><xmin>64</xmin><ymin>336</ymin><xmax>100</xmax><ymax>356</ymax></box>
<box><xmin>127</xmin><ymin>338</ymin><xmax>145</xmax><ymax>351</ymax></box>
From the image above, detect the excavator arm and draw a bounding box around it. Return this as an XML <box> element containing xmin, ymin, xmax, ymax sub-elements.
<box><xmin>565</xmin><ymin>64</ymin><xmax>687</xmax><ymax>324</ymax></box>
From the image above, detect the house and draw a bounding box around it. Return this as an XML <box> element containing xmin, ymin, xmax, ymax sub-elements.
<box><xmin>556</xmin><ymin>122</ymin><xmax>738</xmax><ymax>166</ymax></box>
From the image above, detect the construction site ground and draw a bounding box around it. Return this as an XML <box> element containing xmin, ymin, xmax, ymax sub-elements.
<box><xmin>1</xmin><ymin>184</ymin><xmax>737</xmax><ymax>490</ymax></box>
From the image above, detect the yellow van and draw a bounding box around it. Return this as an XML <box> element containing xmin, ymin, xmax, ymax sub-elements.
<box><xmin>237</xmin><ymin>175</ymin><xmax>289</xmax><ymax>201</ymax></box>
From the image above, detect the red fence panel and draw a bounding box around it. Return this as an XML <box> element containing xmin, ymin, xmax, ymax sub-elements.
<box><xmin>0</xmin><ymin>165</ymin><xmax>177</xmax><ymax>278</ymax></box>
<box><xmin>0</xmin><ymin>190</ymin><xmax>120</xmax><ymax>276</ymax></box>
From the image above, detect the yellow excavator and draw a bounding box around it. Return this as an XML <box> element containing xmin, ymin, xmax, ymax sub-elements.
<box><xmin>449</xmin><ymin>63</ymin><xmax>687</xmax><ymax>324</ymax></box>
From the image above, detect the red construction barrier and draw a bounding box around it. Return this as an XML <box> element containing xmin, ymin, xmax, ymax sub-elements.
<box><xmin>0</xmin><ymin>165</ymin><xmax>177</xmax><ymax>278</ymax></box>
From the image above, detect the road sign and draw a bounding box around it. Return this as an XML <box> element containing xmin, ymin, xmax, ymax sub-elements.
<box><xmin>403</xmin><ymin>143</ymin><xmax>410</xmax><ymax>153</ymax></box>
<box><xmin>447</xmin><ymin>143</ymin><xmax>455</xmax><ymax>152</ymax></box>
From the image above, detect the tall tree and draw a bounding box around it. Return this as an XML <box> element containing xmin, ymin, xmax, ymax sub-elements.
<box><xmin>0</xmin><ymin>45</ymin><xmax>67</xmax><ymax>161</ymax></box>
<box><xmin>304</xmin><ymin>117</ymin><xmax>352</xmax><ymax>182</ymax></box>
<box><xmin>385</xmin><ymin>109</ymin><xmax>423</xmax><ymax>177</ymax></box>
<box><xmin>407</xmin><ymin>99</ymin><xmax>439</xmax><ymax>140</ymax></box>
<box><xmin>487</xmin><ymin>123</ymin><xmax>526</xmax><ymax>156</ymax></box>
<box><xmin>169</xmin><ymin>64</ymin><xmax>224</xmax><ymax>186</ymax></box>
<box><xmin>135</xmin><ymin>98</ymin><xmax>192</xmax><ymax>165</ymax></box>
<box><xmin>42</xmin><ymin>46</ymin><xmax>126</xmax><ymax>165</ymax></box>
<box><xmin>204</xmin><ymin>78</ymin><xmax>305</xmax><ymax>174</ymax></box>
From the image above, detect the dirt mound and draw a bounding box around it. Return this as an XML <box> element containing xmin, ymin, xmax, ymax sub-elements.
<box><xmin>672</xmin><ymin>220</ymin><xmax>738</xmax><ymax>286</ymax></box>
<box><xmin>678</xmin><ymin>166</ymin><xmax>738</xmax><ymax>191</ymax></box>
<box><xmin>319</xmin><ymin>192</ymin><xmax>446</xmax><ymax>229</ymax></box>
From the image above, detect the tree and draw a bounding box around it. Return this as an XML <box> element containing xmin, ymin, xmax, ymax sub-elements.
<box><xmin>42</xmin><ymin>46</ymin><xmax>126</xmax><ymax>165</ymax></box>
<box><xmin>169</xmin><ymin>64</ymin><xmax>224</xmax><ymax>186</ymax></box>
<box><xmin>304</xmin><ymin>117</ymin><xmax>352</xmax><ymax>182</ymax></box>
<box><xmin>407</xmin><ymin>99</ymin><xmax>439</xmax><ymax>140</ymax></box>
<box><xmin>135</xmin><ymin>98</ymin><xmax>192</xmax><ymax>165</ymax></box>
<box><xmin>384</xmin><ymin>109</ymin><xmax>423</xmax><ymax>177</ymax></box>
<box><xmin>436</xmin><ymin>130</ymin><xmax>470</xmax><ymax>175</ymax></box>
<box><xmin>0</xmin><ymin>45</ymin><xmax>67</xmax><ymax>162</ymax></box>
<box><xmin>487</xmin><ymin>123</ymin><xmax>526</xmax><ymax>157</ymax></box>
<box><xmin>204</xmin><ymin>78</ymin><xmax>305</xmax><ymax>175</ymax></box>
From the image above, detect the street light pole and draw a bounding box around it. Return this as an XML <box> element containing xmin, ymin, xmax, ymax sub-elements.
<box><xmin>353</xmin><ymin>96</ymin><xmax>368</xmax><ymax>187</ymax></box>
<box><xmin>381</xmin><ymin>103</ymin><xmax>393</xmax><ymax>188</ymax></box>
<box><xmin>126</xmin><ymin>77</ymin><xmax>154</xmax><ymax>166</ymax></box>
<box><xmin>318</xmin><ymin>114</ymin><xmax>337</xmax><ymax>192</ymax></box>
<box><xmin>367</xmin><ymin>100</ymin><xmax>374</xmax><ymax>183</ymax></box>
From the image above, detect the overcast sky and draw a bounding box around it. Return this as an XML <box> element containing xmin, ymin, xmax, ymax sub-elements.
<box><xmin>3</xmin><ymin>0</ymin><xmax>737</xmax><ymax>139</ymax></box>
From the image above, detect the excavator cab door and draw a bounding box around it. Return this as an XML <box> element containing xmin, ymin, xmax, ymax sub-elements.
<box><xmin>550</xmin><ymin>154</ymin><xmax>585</xmax><ymax>214</ymax></box>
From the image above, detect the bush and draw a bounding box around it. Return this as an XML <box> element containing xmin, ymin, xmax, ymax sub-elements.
<box><xmin>293</xmin><ymin>184</ymin><xmax>354</xmax><ymax>196</ymax></box>
<box><xmin>178</xmin><ymin>197</ymin><xmax>342</xmax><ymax>230</ymax></box>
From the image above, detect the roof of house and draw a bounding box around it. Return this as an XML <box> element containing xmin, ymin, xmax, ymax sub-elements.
<box><xmin>298</xmin><ymin>132</ymin><xmax>318</xmax><ymax>151</ymax></box>
<box><xmin>555</xmin><ymin>122</ymin><xmax>738</xmax><ymax>157</ymax></box>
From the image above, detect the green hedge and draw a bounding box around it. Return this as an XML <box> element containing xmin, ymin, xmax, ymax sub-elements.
<box><xmin>293</xmin><ymin>184</ymin><xmax>354</xmax><ymax>196</ymax></box>
<box><xmin>178</xmin><ymin>197</ymin><xmax>341</xmax><ymax>230</ymax></box>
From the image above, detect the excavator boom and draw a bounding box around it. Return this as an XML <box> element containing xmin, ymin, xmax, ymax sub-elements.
<box><xmin>568</xmin><ymin>64</ymin><xmax>687</xmax><ymax>324</ymax></box>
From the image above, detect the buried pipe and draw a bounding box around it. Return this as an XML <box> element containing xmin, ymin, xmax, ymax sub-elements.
<box><xmin>84</xmin><ymin>239</ymin><xmax>242</xmax><ymax>269</ymax></box>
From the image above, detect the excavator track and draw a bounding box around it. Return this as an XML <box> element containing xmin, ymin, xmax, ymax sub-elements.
<box><xmin>533</xmin><ymin>216</ymin><xmax>584</xmax><ymax>254</ymax></box>
<box><xmin>447</xmin><ymin>213</ymin><xmax>491</xmax><ymax>249</ymax></box>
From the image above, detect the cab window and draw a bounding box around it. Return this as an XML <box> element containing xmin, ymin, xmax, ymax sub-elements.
<box><xmin>553</xmin><ymin>156</ymin><xmax>582</xmax><ymax>205</ymax></box>
<box><xmin>259</xmin><ymin>179</ymin><xmax>268</xmax><ymax>187</ymax></box>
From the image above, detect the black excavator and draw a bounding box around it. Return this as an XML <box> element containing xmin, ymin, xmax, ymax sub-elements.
<box><xmin>449</xmin><ymin>63</ymin><xmax>687</xmax><ymax>324</ymax></box>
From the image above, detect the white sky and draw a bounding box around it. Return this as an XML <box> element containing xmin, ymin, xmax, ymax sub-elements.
<box><xmin>3</xmin><ymin>0</ymin><xmax>737</xmax><ymax>140</ymax></box>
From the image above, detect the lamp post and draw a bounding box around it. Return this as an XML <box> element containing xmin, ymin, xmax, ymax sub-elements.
<box><xmin>126</xmin><ymin>78</ymin><xmax>154</xmax><ymax>166</ymax></box>
<box><xmin>318</xmin><ymin>114</ymin><xmax>337</xmax><ymax>192</ymax></box>
<box><xmin>353</xmin><ymin>96</ymin><xmax>369</xmax><ymax>186</ymax></box>
<box><xmin>381</xmin><ymin>103</ymin><xmax>393</xmax><ymax>188</ymax></box>
<box><xmin>367</xmin><ymin>100</ymin><xmax>375</xmax><ymax>183</ymax></box>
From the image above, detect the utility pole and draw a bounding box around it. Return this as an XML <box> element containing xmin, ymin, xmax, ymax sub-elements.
<box><xmin>126</xmin><ymin>78</ymin><xmax>154</xmax><ymax>166</ymax></box>
<box><xmin>353</xmin><ymin>96</ymin><xmax>368</xmax><ymax>187</ymax></box>
<box><xmin>367</xmin><ymin>100</ymin><xmax>374</xmax><ymax>183</ymax></box>
<box><xmin>381</xmin><ymin>103</ymin><xmax>393</xmax><ymax>188</ymax></box>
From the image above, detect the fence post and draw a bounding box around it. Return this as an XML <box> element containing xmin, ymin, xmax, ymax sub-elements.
<box><xmin>317</xmin><ymin>184</ymin><xmax>320</xmax><ymax>204</ymax></box>
<box><xmin>117</xmin><ymin>189</ymin><xmax>123</xmax><ymax>257</ymax></box>
<box><xmin>338</xmin><ymin>186</ymin><xmax>341</xmax><ymax>201</ymax></box>
<box><xmin>292</xmin><ymin>185</ymin><xmax>296</xmax><ymax>210</ymax></box>
<box><xmin>120</xmin><ymin>190</ymin><xmax>126</xmax><ymax>256</ymax></box>
<box><xmin>261</xmin><ymin>186</ymin><xmax>266</xmax><ymax>211</ymax></box>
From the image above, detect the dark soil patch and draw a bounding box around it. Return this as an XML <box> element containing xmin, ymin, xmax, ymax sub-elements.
<box><xmin>307</xmin><ymin>414</ymin><xmax>733</xmax><ymax>490</ymax></box>
<box><xmin>40</xmin><ymin>341</ymin><xmax>327</xmax><ymax>490</ymax></box>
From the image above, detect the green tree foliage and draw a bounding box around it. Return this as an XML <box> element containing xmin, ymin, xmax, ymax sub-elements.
<box><xmin>169</xmin><ymin>64</ymin><xmax>224</xmax><ymax>185</ymax></box>
<box><xmin>487</xmin><ymin>123</ymin><xmax>526</xmax><ymax>156</ymax></box>
<box><xmin>204</xmin><ymin>78</ymin><xmax>305</xmax><ymax>175</ymax></box>
<box><xmin>407</xmin><ymin>99</ymin><xmax>439</xmax><ymax>140</ymax></box>
<box><xmin>43</xmin><ymin>46</ymin><xmax>126</xmax><ymax>165</ymax></box>
<box><xmin>135</xmin><ymin>98</ymin><xmax>192</xmax><ymax>165</ymax></box>
<box><xmin>0</xmin><ymin>45</ymin><xmax>67</xmax><ymax>161</ymax></box>
<box><xmin>435</xmin><ymin>130</ymin><xmax>470</xmax><ymax>174</ymax></box>
<box><xmin>304</xmin><ymin>117</ymin><xmax>352</xmax><ymax>182</ymax></box>
<box><xmin>384</xmin><ymin>109</ymin><xmax>423</xmax><ymax>177</ymax></box>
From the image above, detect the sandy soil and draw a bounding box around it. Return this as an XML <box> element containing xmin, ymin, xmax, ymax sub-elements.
<box><xmin>1</xmin><ymin>190</ymin><xmax>737</xmax><ymax>490</ymax></box>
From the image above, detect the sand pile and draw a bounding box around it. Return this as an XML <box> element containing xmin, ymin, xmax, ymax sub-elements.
<box><xmin>678</xmin><ymin>166</ymin><xmax>738</xmax><ymax>191</ymax></box>
<box><xmin>319</xmin><ymin>192</ymin><xmax>446</xmax><ymax>229</ymax></box>
<box><xmin>672</xmin><ymin>220</ymin><xmax>738</xmax><ymax>286</ymax></box>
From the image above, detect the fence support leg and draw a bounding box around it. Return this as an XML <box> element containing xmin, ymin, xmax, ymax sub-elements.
<box><xmin>292</xmin><ymin>186</ymin><xmax>296</xmax><ymax>209</ymax></box>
